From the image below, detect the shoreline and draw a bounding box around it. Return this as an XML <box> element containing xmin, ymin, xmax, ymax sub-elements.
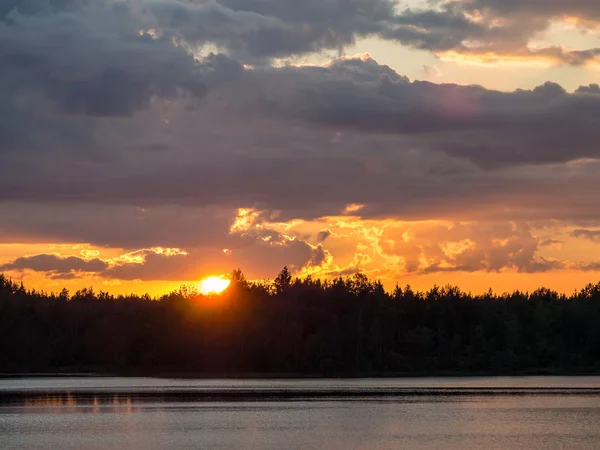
<box><xmin>2</xmin><ymin>368</ymin><xmax>600</xmax><ymax>379</ymax></box>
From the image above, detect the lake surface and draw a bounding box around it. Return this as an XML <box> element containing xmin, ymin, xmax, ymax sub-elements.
<box><xmin>2</xmin><ymin>377</ymin><xmax>600</xmax><ymax>449</ymax></box>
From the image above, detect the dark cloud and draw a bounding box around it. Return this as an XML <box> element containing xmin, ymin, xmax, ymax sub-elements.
<box><xmin>0</xmin><ymin>204</ymin><xmax>236</xmax><ymax>248</ymax></box>
<box><xmin>230</xmin><ymin>229</ymin><xmax>321</xmax><ymax>275</ymax></box>
<box><xmin>151</xmin><ymin>0</ymin><xmax>600</xmax><ymax>65</ymax></box>
<box><xmin>141</xmin><ymin>0</ymin><xmax>391</xmax><ymax>60</ymax></box>
<box><xmin>101</xmin><ymin>248</ymin><xmax>195</xmax><ymax>281</ymax></box>
<box><xmin>97</xmin><ymin>230</ymin><xmax>321</xmax><ymax>281</ymax></box>
<box><xmin>1</xmin><ymin>253</ymin><xmax>107</xmax><ymax>274</ymax></box>
<box><xmin>461</xmin><ymin>0</ymin><xmax>600</xmax><ymax>22</ymax></box>
<box><xmin>47</xmin><ymin>272</ymin><xmax>81</xmax><ymax>280</ymax></box>
<box><xmin>387</xmin><ymin>6</ymin><xmax>520</xmax><ymax>52</ymax></box>
<box><xmin>421</xmin><ymin>257</ymin><xmax>564</xmax><ymax>275</ymax></box>
<box><xmin>317</xmin><ymin>230</ymin><xmax>332</xmax><ymax>242</ymax></box>
<box><xmin>306</xmin><ymin>245</ymin><xmax>330</xmax><ymax>268</ymax></box>
<box><xmin>576</xmin><ymin>84</ymin><xmax>600</xmax><ymax>95</ymax></box>
<box><xmin>572</xmin><ymin>229</ymin><xmax>600</xmax><ymax>243</ymax></box>
<box><xmin>261</xmin><ymin>63</ymin><xmax>600</xmax><ymax>168</ymax></box>
<box><xmin>540</xmin><ymin>239</ymin><xmax>564</xmax><ymax>247</ymax></box>
<box><xmin>3</xmin><ymin>0</ymin><xmax>600</xmax><ymax>68</ymax></box>
<box><xmin>0</xmin><ymin>5</ymin><xmax>207</xmax><ymax>119</ymax></box>
<box><xmin>0</xmin><ymin>226</ymin><xmax>323</xmax><ymax>282</ymax></box>
<box><xmin>209</xmin><ymin>0</ymin><xmax>395</xmax><ymax>58</ymax></box>
<box><xmin>2</xmin><ymin>0</ymin><xmax>397</xmax><ymax>62</ymax></box>
<box><xmin>1</xmin><ymin>52</ymin><xmax>600</xmax><ymax>231</ymax></box>
<box><xmin>385</xmin><ymin>0</ymin><xmax>600</xmax><ymax>65</ymax></box>
<box><xmin>0</xmin><ymin>0</ymin><xmax>85</xmax><ymax>20</ymax></box>
<box><xmin>578</xmin><ymin>262</ymin><xmax>600</xmax><ymax>272</ymax></box>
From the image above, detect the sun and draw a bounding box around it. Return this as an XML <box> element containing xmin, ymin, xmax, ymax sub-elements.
<box><xmin>199</xmin><ymin>276</ymin><xmax>231</xmax><ymax>295</ymax></box>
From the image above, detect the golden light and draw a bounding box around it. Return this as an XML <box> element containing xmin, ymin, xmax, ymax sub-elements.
<box><xmin>199</xmin><ymin>276</ymin><xmax>231</xmax><ymax>295</ymax></box>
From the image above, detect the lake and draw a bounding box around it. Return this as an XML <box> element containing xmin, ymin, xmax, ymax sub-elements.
<box><xmin>1</xmin><ymin>377</ymin><xmax>600</xmax><ymax>449</ymax></box>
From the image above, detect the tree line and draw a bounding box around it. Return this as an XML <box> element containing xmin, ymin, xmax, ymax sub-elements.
<box><xmin>1</xmin><ymin>268</ymin><xmax>600</xmax><ymax>376</ymax></box>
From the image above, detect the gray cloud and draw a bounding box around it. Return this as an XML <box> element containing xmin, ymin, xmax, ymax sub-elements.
<box><xmin>0</xmin><ymin>204</ymin><xmax>236</xmax><ymax>248</ymax></box>
<box><xmin>461</xmin><ymin>0</ymin><xmax>600</xmax><ymax>22</ymax></box>
<box><xmin>97</xmin><ymin>230</ymin><xmax>321</xmax><ymax>281</ymax></box>
<box><xmin>2</xmin><ymin>0</ymin><xmax>397</xmax><ymax>63</ymax></box>
<box><xmin>0</xmin><ymin>0</ymin><xmax>85</xmax><ymax>20</ymax></box>
<box><xmin>305</xmin><ymin>245</ymin><xmax>330</xmax><ymax>269</ymax></box>
<box><xmin>572</xmin><ymin>229</ymin><xmax>600</xmax><ymax>243</ymax></box>
<box><xmin>1</xmin><ymin>53</ymin><xmax>600</xmax><ymax>231</ymax></box>
<box><xmin>0</xmin><ymin>6</ymin><xmax>207</xmax><ymax>118</ymax></box>
<box><xmin>540</xmin><ymin>239</ymin><xmax>564</xmax><ymax>247</ymax></box>
<box><xmin>0</xmin><ymin>225</ymin><xmax>323</xmax><ymax>282</ymax></box>
<box><xmin>140</xmin><ymin>0</ymin><xmax>368</xmax><ymax>61</ymax></box>
<box><xmin>421</xmin><ymin>257</ymin><xmax>564</xmax><ymax>275</ymax></box>
<box><xmin>317</xmin><ymin>230</ymin><xmax>332</xmax><ymax>242</ymax></box>
<box><xmin>207</xmin><ymin>0</ymin><xmax>395</xmax><ymax>58</ymax></box>
<box><xmin>149</xmin><ymin>0</ymin><xmax>600</xmax><ymax>65</ymax></box>
<box><xmin>388</xmin><ymin>7</ymin><xmax>517</xmax><ymax>52</ymax></box>
<box><xmin>260</xmin><ymin>62</ymin><xmax>600</xmax><ymax>168</ymax></box>
<box><xmin>101</xmin><ymin>248</ymin><xmax>196</xmax><ymax>281</ymax></box>
<box><xmin>384</xmin><ymin>1</ymin><xmax>600</xmax><ymax>65</ymax></box>
<box><xmin>3</xmin><ymin>0</ymin><xmax>600</xmax><ymax>68</ymax></box>
<box><xmin>1</xmin><ymin>254</ymin><xmax>108</xmax><ymax>274</ymax></box>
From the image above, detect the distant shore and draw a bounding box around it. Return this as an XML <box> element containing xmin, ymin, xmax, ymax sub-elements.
<box><xmin>3</xmin><ymin>367</ymin><xmax>600</xmax><ymax>379</ymax></box>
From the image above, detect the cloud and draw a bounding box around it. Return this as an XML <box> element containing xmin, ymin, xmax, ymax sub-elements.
<box><xmin>572</xmin><ymin>229</ymin><xmax>600</xmax><ymax>242</ymax></box>
<box><xmin>2</xmin><ymin>216</ymin><xmax>598</xmax><ymax>285</ymax></box>
<box><xmin>262</xmin><ymin>216</ymin><xmax>580</xmax><ymax>280</ymax></box>
<box><xmin>3</xmin><ymin>0</ymin><xmax>597</xmax><ymax>234</ymax></box>
<box><xmin>192</xmin><ymin>0</ymin><xmax>395</xmax><ymax>59</ymax></box>
<box><xmin>100</xmin><ymin>247</ymin><xmax>194</xmax><ymax>281</ymax></box>
<box><xmin>138</xmin><ymin>0</ymin><xmax>392</xmax><ymax>61</ymax></box>
<box><xmin>384</xmin><ymin>222</ymin><xmax>566</xmax><ymax>275</ymax></box>
<box><xmin>4</xmin><ymin>0</ymin><xmax>600</xmax><ymax>70</ymax></box>
<box><xmin>461</xmin><ymin>0</ymin><xmax>600</xmax><ymax>23</ymax></box>
<box><xmin>385</xmin><ymin>1</ymin><xmax>600</xmax><ymax>66</ymax></box>
<box><xmin>539</xmin><ymin>239</ymin><xmax>564</xmax><ymax>248</ymax></box>
<box><xmin>1</xmin><ymin>254</ymin><xmax>108</xmax><ymax>276</ymax></box>
<box><xmin>395</xmin><ymin>222</ymin><xmax>571</xmax><ymax>274</ymax></box>
<box><xmin>97</xmin><ymin>234</ymin><xmax>322</xmax><ymax>282</ymax></box>
<box><xmin>317</xmin><ymin>229</ymin><xmax>332</xmax><ymax>242</ymax></box>
<box><xmin>423</xmin><ymin>64</ymin><xmax>442</xmax><ymax>78</ymax></box>
<box><xmin>0</xmin><ymin>204</ymin><xmax>236</xmax><ymax>248</ymax></box>
<box><xmin>2</xmin><ymin>52</ymin><xmax>600</xmax><ymax>233</ymax></box>
<box><xmin>1</xmin><ymin>247</ymin><xmax>205</xmax><ymax>282</ymax></box>
<box><xmin>2</xmin><ymin>0</ymin><xmax>396</xmax><ymax>62</ymax></box>
<box><xmin>257</xmin><ymin>62</ymin><xmax>600</xmax><ymax>166</ymax></box>
<box><xmin>0</xmin><ymin>4</ymin><xmax>209</xmax><ymax>118</ymax></box>
<box><xmin>306</xmin><ymin>244</ymin><xmax>331</xmax><ymax>268</ymax></box>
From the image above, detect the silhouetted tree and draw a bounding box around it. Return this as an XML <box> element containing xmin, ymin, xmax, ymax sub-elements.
<box><xmin>273</xmin><ymin>266</ymin><xmax>292</xmax><ymax>295</ymax></box>
<box><xmin>1</xmin><ymin>271</ymin><xmax>600</xmax><ymax>375</ymax></box>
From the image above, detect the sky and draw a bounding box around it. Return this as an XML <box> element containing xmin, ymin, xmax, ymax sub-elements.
<box><xmin>2</xmin><ymin>0</ymin><xmax>600</xmax><ymax>295</ymax></box>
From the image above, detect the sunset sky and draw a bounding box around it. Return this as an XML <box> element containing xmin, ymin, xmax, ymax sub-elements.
<box><xmin>2</xmin><ymin>0</ymin><xmax>600</xmax><ymax>295</ymax></box>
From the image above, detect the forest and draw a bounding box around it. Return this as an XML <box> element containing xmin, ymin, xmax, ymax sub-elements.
<box><xmin>2</xmin><ymin>268</ymin><xmax>600</xmax><ymax>376</ymax></box>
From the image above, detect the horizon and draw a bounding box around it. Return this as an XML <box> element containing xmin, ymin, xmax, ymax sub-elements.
<box><xmin>3</xmin><ymin>270</ymin><xmax>600</xmax><ymax>299</ymax></box>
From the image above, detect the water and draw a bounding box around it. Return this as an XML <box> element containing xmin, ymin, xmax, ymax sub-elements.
<box><xmin>1</xmin><ymin>377</ymin><xmax>600</xmax><ymax>449</ymax></box>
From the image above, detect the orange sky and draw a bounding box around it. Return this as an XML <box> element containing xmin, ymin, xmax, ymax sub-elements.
<box><xmin>3</xmin><ymin>211</ymin><xmax>600</xmax><ymax>296</ymax></box>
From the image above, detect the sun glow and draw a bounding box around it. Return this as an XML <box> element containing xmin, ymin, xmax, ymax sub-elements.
<box><xmin>199</xmin><ymin>276</ymin><xmax>231</xmax><ymax>294</ymax></box>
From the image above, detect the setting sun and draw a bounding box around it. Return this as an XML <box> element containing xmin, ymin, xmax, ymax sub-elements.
<box><xmin>199</xmin><ymin>276</ymin><xmax>231</xmax><ymax>295</ymax></box>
